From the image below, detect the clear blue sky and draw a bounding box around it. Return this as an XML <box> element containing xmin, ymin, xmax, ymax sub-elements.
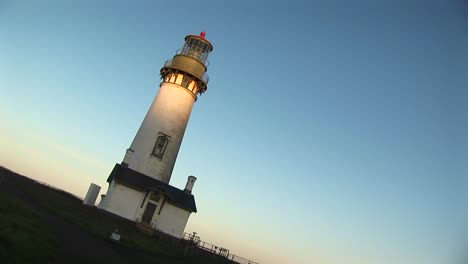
<box><xmin>1</xmin><ymin>1</ymin><xmax>467</xmax><ymax>263</ymax></box>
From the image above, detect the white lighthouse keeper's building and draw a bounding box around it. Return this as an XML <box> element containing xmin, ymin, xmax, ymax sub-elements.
<box><xmin>98</xmin><ymin>32</ymin><xmax>213</xmax><ymax>238</ymax></box>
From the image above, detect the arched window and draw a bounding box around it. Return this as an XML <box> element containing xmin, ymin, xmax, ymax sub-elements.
<box><xmin>152</xmin><ymin>133</ymin><xmax>169</xmax><ymax>159</ymax></box>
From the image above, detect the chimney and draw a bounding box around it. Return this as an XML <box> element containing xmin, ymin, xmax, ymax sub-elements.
<box><xmin>184</xmin><ymin>176</ymin><xmax>197</xmax><ymax>194</ymax></box>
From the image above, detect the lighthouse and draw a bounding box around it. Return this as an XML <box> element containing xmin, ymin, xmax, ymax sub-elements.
<box><xmin>98</xmin><ymin>33</ymin><xmax>213</xmax><ymax>238</ymax></box>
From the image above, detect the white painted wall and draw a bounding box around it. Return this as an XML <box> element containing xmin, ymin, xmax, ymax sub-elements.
<box><xmin>123</xmin><ymin>82</ymin><xmax>196</xmax><ymax>184</ymax></box>
<box><xmin>157</xmin><ymin>202</ymin><xmax>191</xmax><ymax>238</ymax></box>
<box><xmin>99</xmin><ymin>184</ymin><xmax>192</xmax><ymax>238</ymax></box>
<box><xmin>98</xmin><ymin>181</ymin><xmax>144</xmax><ymax>221</ymax></box>
<box><xmin>134</xmin><ymin>194</ymin><xmax>191</xmax><ymax>238</ymax></box>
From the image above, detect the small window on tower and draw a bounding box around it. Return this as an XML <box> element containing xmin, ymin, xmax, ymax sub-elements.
<box><xmin>152</xmin><ymin>133</ymin><xmax>169</xmax><ymax>159</ymax></box>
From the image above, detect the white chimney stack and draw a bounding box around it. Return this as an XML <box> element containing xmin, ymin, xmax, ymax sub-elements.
<box><xmin>184</xmin><ymin>176</ymin><xmax>197</xmax><ymax>194</ymax></box>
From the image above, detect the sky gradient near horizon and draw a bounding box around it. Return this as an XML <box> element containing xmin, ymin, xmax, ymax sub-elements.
<box><xmin>1</xmin><ymin>1</ymin><xmax>468</xmax><ymax>263</ymax></box>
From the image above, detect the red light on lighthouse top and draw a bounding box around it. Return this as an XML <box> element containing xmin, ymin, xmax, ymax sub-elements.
<box><xmin>200</xmin><ymin>31</ymin><xmax>206</xmax><ymax>38</ymax></box>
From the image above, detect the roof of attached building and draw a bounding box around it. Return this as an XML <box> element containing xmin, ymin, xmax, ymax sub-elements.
<box><xmin>106</xmin><ymin>163</ymin><xmax>197</xmax><ymax>213</ymax></box>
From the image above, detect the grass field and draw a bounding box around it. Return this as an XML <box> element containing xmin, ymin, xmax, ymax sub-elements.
<box><xmin>0</xmin><ymin>167</ymin><xmax>234</xmax><ymax>264</ymax></box>
<box><xmin>11</xmin><ymin>172</ymin><xmax>186</xmax><ymax>257</ymax></box>
<box><xmin>0</xmin><ymin>191</ymin><xmax>58</xmax><ymax>263</ymax></box>
<box><xmin>24</xmin><ymin>182</ymin><xmax>185</xmax><ymax>256</ymax></box>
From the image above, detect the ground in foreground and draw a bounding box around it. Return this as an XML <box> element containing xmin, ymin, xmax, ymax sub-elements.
<box><xmin>0</xmin><ymin>166</ymin><xmax>235</xmax><ymax>264</ymax></box>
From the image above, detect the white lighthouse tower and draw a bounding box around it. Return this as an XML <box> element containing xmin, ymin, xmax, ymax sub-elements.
<box><xmin>122</xmin><ymin>32</ymin><xmax>213</xmax><ymax>183</ymax></box>
<box><xmin>98</xmin><ymin>33</ymin><xmax>213</xmax><ymax>238</ymax></box>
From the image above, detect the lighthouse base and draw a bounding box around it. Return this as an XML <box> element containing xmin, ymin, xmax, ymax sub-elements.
<box><xmin>98</xmin><ymin>164</ymin><xmax>197</xmax><ymax>238</ymax></box>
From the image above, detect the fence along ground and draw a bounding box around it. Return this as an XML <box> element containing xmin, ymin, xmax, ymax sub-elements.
<box><xmin>182</xmin><ymin>232</ymin><xmax>259</xmax><ymax>264</ymax></box>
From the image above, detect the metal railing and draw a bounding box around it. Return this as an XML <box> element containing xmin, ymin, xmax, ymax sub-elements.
<box><xmin>182</xmin><ymin>232</ymin><xmax>259</xmax><ymax>264</ymax></box>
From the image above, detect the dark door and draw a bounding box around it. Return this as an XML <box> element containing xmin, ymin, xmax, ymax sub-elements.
<box><xmin>142</xmin><ymin>203</ymin><xmax>157</xmax><ymax>224</ymax></box>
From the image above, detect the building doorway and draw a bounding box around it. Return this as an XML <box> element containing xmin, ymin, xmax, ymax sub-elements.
<box><xmin>142</xmin><ymin>202</ymin><xmax>157</xmax><ymax>224</ymax></box>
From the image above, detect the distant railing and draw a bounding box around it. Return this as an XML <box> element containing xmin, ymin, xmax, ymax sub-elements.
<box><xmin>182</xmin><ymin>232</ymin><xmax>259</xmax><ymax>264</ymax></box>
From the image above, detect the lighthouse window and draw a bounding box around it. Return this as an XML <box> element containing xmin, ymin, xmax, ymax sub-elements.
<box><xmin>175</xmin><ymin>74</ymin><xmax>183</xmax><ymax>85</ymax></box>
<box><xmin>152</xmin><ymin>134</ymin><xmax>169</xmax><ymax>159</ymax></box>
<box><xmin>181</xmin><ymin>76</ymin><xmax>191</xmax><ymax>88</ymax></box>
<box><xmin>164</xmin><ymin>73</ymin><xmax>172</xmax><ymax>82</ymax></box>
<box><xmin>149</xmin><ymin>193</ymin><xmax>161</xmax><ymax>202</ymax></box>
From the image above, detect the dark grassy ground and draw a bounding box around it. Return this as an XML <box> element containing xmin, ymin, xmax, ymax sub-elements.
<box><xmin>0</xmin><ymin>166</ymin><xmax>235</xmax><ymax>264</ymax></box>
<box><xmin>0</xmin><ymin>191</ymin><xmax>57</xmax><ymax>263</ymax></box>
<box><xmin>18</xmin><ymin>174</ymin><xmax>183</xmax><ymax>257</ymax></box>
